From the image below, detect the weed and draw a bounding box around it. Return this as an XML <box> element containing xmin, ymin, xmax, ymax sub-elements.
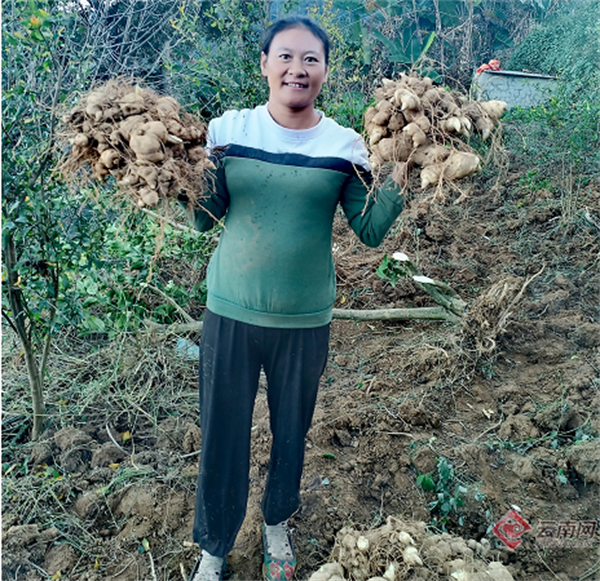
<box><xmin>416</xmin><ymin>457</ymin><xmax>486</xmax><ymax>531</ymax></box>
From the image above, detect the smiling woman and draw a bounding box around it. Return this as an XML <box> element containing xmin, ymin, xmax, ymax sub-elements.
<box><xmin>182</xmin><ymin>15</ymin><xmax>408</xmax><ymax>581</ymax></box>
<box><xmin>260</xmin><ymin>26</ymin><xmax>329</xmax><ymax>128</ymax></box>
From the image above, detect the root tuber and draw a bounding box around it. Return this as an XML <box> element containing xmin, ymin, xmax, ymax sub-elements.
<box><xmin>363</xmin><ymin>73</ymin><xmax>505</xmax><ymax>195</ymax></box>
<box><xmin>60</xmin><ymin>79</ymin><xmax>211</xmax><ymax>211</ymax></box>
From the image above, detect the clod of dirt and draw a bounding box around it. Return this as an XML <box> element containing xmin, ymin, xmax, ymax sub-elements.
<box><xmin>2</xmin><ymin>525</ymin><xmax>60</xmax><ymax>571</ymax></box>
<box><xmin>156</xmin><ymin>416</ymin><xmax>187</xmax><ymax>450</ymax></box>
<box><xmin>29</xmin><ymin>442</ymin><xmax>53</xmax><ymax>465</ymax></box>
<box><xmin>74</xmin><ymin>491</ymin><xmax>103</xmax><ymax>520</ymax></box>
<box><xmin>54</xmin><ymin>428</ymin><xmax>93</xmax><ymax>451</ymax></box>
<box><xmin>571</xmin><ymin>323</ymin><xmax>600</xmax><ymax>348</ymax></box>
<box><xmin>534</xmin><ymin>402</ymin><xmax>580</xmax><ymax>432</ymax></box>
<box><xmin>182</xmin><ymin>422</ymin><xmax>202</xmax><ymax>454</ymax></box>
<box><xmin>60</xmin><ymin>79</ymin><xmax>212</xmax><ymax>210</ymax></box>
<box><xmin>59</xmin><ymin>448</ymin><xmax>93</xmax><ymax>473</ymax></box>
<box><xmin>511</xmin><ymin>455</ymin><xmax>535</xmax><ymax>482</ymax></box>
<box><xmin>497</xmin><ymin>414</ymin><xmax>539</xmax><ymax>441</ymax></box>
<box><xmin>410</xmin><ymin>446</ymin><xmax>437</xmax><ymax>474</ymax></box>
<box><xmin>44</xmin><ymin>543</ymin><xmax>78</xmax><ymax>576</ymax></box>
<box><xmin>2</xmin><ymin>524</ymin><xmax>40</xmax><ymax>547</ymax></box>
<box><xmin>566</xmin><ymin>441</ymin><xmax>600</xmax><ymax>484</ymax></box>
<box><xmin>91</xmin><ymin>442</ymin><xmax>126</xmax><ymax>468</ymax></box>
<box><xmin>113</xmin><ymin>484</ymin><xmax>155</xmax><ymax>519</ymax></box>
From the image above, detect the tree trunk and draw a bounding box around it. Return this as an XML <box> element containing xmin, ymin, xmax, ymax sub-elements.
<box><xmin>3</xmin><ymin>233</ymin><xmax>46</xmax><ymax>439</ymax></box>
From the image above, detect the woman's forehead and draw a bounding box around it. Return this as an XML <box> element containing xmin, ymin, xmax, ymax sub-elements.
<box><xmin>270</xmin><ymin>27</ymin><xmax>325</xmax><ymax>54</ymax></box>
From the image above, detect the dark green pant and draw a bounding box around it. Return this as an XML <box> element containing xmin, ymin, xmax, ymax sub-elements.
<box><xmin>193</xmin><ymin>310</ymin><xmax>330</xmax><ymax>557</ymax></box>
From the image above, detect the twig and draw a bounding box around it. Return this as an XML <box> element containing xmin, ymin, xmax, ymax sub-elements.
<box><xmin>143</xmin><ymin>305</ymin><xmax>461</xmax><ymax>336</ymax></box>
<box><xmin>473</xmin><ymin>419</ymin><xmax>503</xmax><ymax>442</ymax></box>
<box><xmin>140</xmin><ymin>208</ymin><xmax>199</xmax><ymax>234</ymax></box>
<box><xmin>180</xmin><ymin>448</ymin><xmax>203</xmax><ymax>459</ymax></box>
<box><xmin>105</xmin><ymin>424</ymin><xmax>129</xmax><ymax>455</ymax></box>
<box><xmin>140</xmin><ymin>283</ymin><xmax>196</xmax><ymax>324</ymax></box>
<box><xmin>580</xmin><ymin>560</ymin><xmax>600</xmax><ymax>581</ymax></box>
<box><xmin>180</xmin><ymin>563</ymin><xmax>188</xmax><ymax>581</ymax></box>
<box><xmin>332</xmin><ymin>306</ymin><xmax>461</xmax><ymax>322</ymax></box>
<box><xmin>378</xmin><ymin>431</ymin><xmax>415</xmax><ymax>438</ymax></box>
<box><xmin>148</xmin><ymin>550</ymin><xmax>158</xmax><ymax>581</ymax></box>
<box><xmin>145</xmin><ymin>319</ymin><xmax>204</xmax><ymax>334</ymax></box>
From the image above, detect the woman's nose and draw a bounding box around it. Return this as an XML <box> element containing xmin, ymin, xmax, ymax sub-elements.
<box><xmin>288</xmin><ymin>57</ymin><xmax>306</xmax><ymax>76</ymax></box>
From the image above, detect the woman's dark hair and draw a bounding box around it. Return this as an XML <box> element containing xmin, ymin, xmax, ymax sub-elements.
<box><xmin>261</xmin><ymin>16</ymin><xmax>330</xmax><ymax>65</ymax></box>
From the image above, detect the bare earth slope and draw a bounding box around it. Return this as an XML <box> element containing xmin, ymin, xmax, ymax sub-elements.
<box><xmin>2</xmin><ymin>142</ymin><xmax>599</xmax><ymax>580</ymax></box>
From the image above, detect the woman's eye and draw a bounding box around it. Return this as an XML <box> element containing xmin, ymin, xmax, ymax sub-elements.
<box><xmin>280</xmin><ymin>54</ymin><xmax>290</xmax><ymax>60</ymax></box>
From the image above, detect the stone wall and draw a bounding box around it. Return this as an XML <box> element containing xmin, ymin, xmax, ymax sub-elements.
<box><xmin>473</xmin><ymin>70</ymin><xmax>558</xmax><ymax>109</ymax></box>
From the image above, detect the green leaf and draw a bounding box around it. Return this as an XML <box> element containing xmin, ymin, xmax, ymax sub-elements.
<box><xmin>417</xmin><ymin>473</ymin><xmax>436</xmax><ymax>492</ymax></box>
<box><xmin>83</xmin><ymin>315</ymin><xmax>105</xmax><ymax>332</ymax></box>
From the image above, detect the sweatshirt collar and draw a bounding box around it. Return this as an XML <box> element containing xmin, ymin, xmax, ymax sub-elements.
<box><xmin>260</xmin><ymin>104</ymin><xmax>326</xmax><ymax>142</ymax></box>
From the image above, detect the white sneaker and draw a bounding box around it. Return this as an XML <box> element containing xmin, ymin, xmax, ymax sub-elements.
<box><xmin>188</xmin><ymin>550</ymin><xmax>224</xmax><ymax>581</ymax></box>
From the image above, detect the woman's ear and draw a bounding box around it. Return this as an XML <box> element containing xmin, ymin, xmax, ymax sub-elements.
<box><xmin>260</xmin><ymin>52</ymin><xmax>268</xmax><ymax>77</ymax></box>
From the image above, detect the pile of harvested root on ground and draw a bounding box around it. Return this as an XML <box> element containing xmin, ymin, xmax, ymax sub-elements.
<box><xmin>308</xmin><ymin>516</ymin><xmax>514</xmax><ymax>581</ymax></box>
<box><xmin>365</xmin><ymin>73</ymin><xmax>506</xmax><ymax>190</ymax></box>
<box><xmin>60</xmin><ymin>79</ymin><xmax>214</xmax><ymax>208</ymax></box>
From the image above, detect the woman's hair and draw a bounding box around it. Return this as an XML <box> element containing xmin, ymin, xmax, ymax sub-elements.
<box><xmin>261</xmin><ymin>16</ymin><xmax>330</xmax><ymax>65</ymax></box>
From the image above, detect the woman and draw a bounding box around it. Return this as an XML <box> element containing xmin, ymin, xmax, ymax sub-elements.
<box><xmin>187</xmin><ymin>16</ymin><xmax>406</xmax><ymax>581</ymax></box>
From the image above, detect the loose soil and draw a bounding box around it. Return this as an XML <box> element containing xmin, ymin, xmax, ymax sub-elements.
<box><xmin>2</xmin><ymin>128</ymin><xmax>599</xmax><ymax>580</ymax></box>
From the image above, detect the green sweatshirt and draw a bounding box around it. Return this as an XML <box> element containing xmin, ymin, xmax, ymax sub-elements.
<box><xmin>190</xmin><ymin>105</ymin><xmax>404</xmax><ymax>328</ymax></box>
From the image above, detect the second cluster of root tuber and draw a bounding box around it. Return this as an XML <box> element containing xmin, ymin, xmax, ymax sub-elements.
<box><xmin>364</xmin><ymin>73</ymin><xmax>506</xmax><ymax>189</ymax></box>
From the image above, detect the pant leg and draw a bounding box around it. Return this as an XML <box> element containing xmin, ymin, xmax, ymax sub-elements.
<box><xmin>193</xmin><ymin>310</ymin><xmax>262</xmax><ymax>557</ymax></box>
<box><xmin>260</xmin><ymin>324</ymin><xmax>330</xmax><ymax>525</ymax></box>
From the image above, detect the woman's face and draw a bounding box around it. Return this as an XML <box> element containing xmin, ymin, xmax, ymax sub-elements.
<box><xmin>260</xmin><ymin>27</ymin><xmax>328</xmax><ymax>113</ymax></box>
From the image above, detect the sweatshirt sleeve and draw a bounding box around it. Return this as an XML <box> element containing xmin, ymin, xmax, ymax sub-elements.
<box><xmin>339</xmin><ymin>170</ymin><xmax>404</xmax><ymax>248</ymax></box>
<box><xmin>187</xmin><ymin>153</ymin><xmax>230</xmax><ymax>232</ymax></box>
<box><xmin>179</xmin><ymin>118</ymin><xmax>231</xmax><ymax>232</ymax></box>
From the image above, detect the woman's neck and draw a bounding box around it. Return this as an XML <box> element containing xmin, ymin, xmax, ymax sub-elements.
<box><xmin>267</xmin><ymin>102</ymin><xmax>321</xmax><ymax>130</ymax></box>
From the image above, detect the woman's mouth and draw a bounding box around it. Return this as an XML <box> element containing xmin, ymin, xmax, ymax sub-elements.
<box><xmin>284</xmin><ymin>82</ymin><xmax>308</xmax><ymax>89</ymax></box>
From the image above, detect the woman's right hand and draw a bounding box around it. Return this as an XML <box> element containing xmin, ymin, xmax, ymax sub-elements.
<box><xmin>391</xmin><ymin>161</ymin><xmax>408</xmax><ymax>188</ymax></box>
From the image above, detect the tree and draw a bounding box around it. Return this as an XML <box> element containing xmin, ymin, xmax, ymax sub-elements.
<box><xmin>2</xmin><ymin>0</ymin><xmax>204</xmax><ymax>439</ymax></box>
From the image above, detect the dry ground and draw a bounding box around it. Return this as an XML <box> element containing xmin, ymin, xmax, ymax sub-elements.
<box><xmin>2</xmin><ymin>132</ymin><xmax>599</xmax><ymax>581</ymax></box>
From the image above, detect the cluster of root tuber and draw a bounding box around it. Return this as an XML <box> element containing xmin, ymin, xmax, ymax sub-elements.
<box><xmin>364</xmin><ymin>73</ymin><xmax>506</xmax><ymax>190</ymax></box>
<box><xmin>308</xmin><ymin>516</ymin><xmax>514</xmax><ymax>581</ymax></box>
<box><xmin>60</xmin><ymin>79</ymin><xmax>214</xmax><ymax>208</ymax></box>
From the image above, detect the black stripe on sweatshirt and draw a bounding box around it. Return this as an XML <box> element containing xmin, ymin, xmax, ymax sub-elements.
<box><xmin>221</xmin><ymin>144</ymin><xmax>371</xmax><ymax>179</ymax></box>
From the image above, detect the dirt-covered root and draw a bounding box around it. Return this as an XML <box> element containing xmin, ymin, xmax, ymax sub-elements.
<box><xmin>59</xmin><ymin>79</ymin><xmax>213</xmax><ymax>208</ymax></box>
<box><xmin>364</xmin><ymin>73</ymin><xmax>506</xmax><ymax>191</ymax></box>
<box><xmin>461</xmin><ymin>266</ymin><xmax>545</xmax><ymax>356</ymax></box>
<box><xmin>307</xmin><ymin>516</ymin><xmax>514</xmax><ymax>581</ymax></box>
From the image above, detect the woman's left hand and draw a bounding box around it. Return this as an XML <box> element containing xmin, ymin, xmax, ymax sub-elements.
<box><xmin>391</xmin><ymin>161</ymin><xmax>408</xmax><ymax>188</ymax></box>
